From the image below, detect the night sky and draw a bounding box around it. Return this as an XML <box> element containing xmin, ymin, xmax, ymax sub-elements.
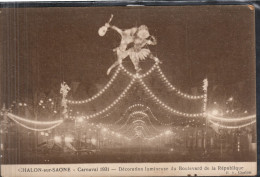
<box><xmin>1</xmin><ymin>5</ymin><xmax>256</xmax><ymax>119</ymax></box>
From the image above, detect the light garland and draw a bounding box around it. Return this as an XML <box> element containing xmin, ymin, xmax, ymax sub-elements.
<box><xmin>155</xmin><ymin>65</ymin><xmax>204</xmax><ymax>99</ymax></box>
<box><xmin>120</xmin><ymin>63</ymin><xmax>158</xmax><ymax>79</ymax></box>
<box><xmin>209</xmin><ymin>119</ymin><xmax>256</xmax><ymax>129</ymax></box>
<box><xmin>138</xmin><ymin>78</ymin><xmax>204</xmax><ymax>117</ymax></box>
<box><xmin>118</xmin><ymin>111</ymin><xmax>162</xmax><ymax>133</ymax></box>
<box><xmin>120</xmin><ymin>63</ymin><xmax>204</xmax><ymax>100</ymax></box>
<box><xmin>145</xmin><ymin>107</ymin><xmax>175</xmax><ymax>125</ymax></box>
<box><xmin>129</xmin><ymin>112</ymin><xmax>162</xmax><ymax>132</ymax></box>
<box><xmin>86</xmin><ymin>78</ymin><xmax>135</xmax><ymax>119</ymax></box>
<box><xmin>207</xmin><ymin>114</ymin><xmax>256</xmax><ymax>122</ymax></box>
<box><xmin>114</xmin><ymin>104</ymin><xmax>147</xmax><ymax>124</ymax></box>
<box><xmin>116</xmin><ymin>110</ymin><xmax>148</xmax><ymax>131</ymax></box>
<box><xmin>66</xmin><ymin>66</ymin><xmax>121</xmax><ymax>104</ymax></box>
<box><xmin>7</xmin><ymin>113</ymin><xmax>63</xmax><ymax>125</ymax></box>
<box><xmin>132</xmin><ymin>120</ymin><xmax>146</xmax><ymax>124</ymax></box>
<box><xmin>130</xmin><ymin>111</ymin><xmax>147</xmax><ymax>117</ymax></box>
<box><xmin>8</xmin><ymin>116</ymin><xmax>63</xmax><ymax>131</ymax></box>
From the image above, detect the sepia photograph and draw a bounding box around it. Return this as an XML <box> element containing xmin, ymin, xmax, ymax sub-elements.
<box><xmin>0</xmin><ymin>4</ymin><xmax>257</xmax><ymax>176</ymax></box>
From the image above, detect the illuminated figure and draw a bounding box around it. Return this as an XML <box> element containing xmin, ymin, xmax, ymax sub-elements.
<box><xmin>99</xmin><ymin>15</ymin><xmax>161</xmax><ymax>75</ymax></box>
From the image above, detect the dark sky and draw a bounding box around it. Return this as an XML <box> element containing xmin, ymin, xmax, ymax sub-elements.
<box><xmin>1</xmin><ymin>5</ymin><xmax>256</xmax><ymax>116</ymax></box>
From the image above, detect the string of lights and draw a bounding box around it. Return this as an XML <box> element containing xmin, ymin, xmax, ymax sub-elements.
<box><xmin>209</xmin><ymin>119</ymin><xmax>256</xmax><ymax>129</ymax></box>
<box><xmin>138</xmin><ymin>78</ymin><xmax>204</xmax><ymax>117</ymax></box>
<box><xmin>8</xmin><ymin>116</ymin><xmax>63</xmax><ymax>131</ymax></box>
<box><xmin>115</xmin><ymin>111</ymin><xmax>159</xmax><ymax>132</ymax></box>
<box><xmin>66</xmin><ymin>66</ymin><xmax>121</xmax><ymax>104</ymax></box>
<box><xmin>114</xmin><ymin>104</ymin><xmax>147</xmax><ymax>124</ymax></box>
<box><xmin>7</xmin><ymin>113</ymin><xmax>63</xmax><ymax>125</ymax></box>
<box><xmin>145</xmin><ymin>107</ymin><xmax>175</xmax><ymax>125</ymax></box>
<box><xmin>121</xmin><ymin>111</ymin><xmax>162</xmax><ymax>133</ymax></box>
<box><xmin>207</xmin><ymin>114</ymin><xmax>256</xmax><ymax>122</ymax></box>
<box><xmin>119</xmin><ymin>62</ymin><xmax>158</xmax><ymax>79</ymax></box>
<box><xmin>85</xmin><ymin>78</ymin><xmax>135</xmax><ymax>119</ymax></box>
<box><xmin>130</xmin><ymin>112</ymin><xmax>163</xmax><ymax>132</ymax></box>
<box><xmin>155</xmin><ymin>65</ymin><xmax>204</xmax><ymax>99</ymax></box>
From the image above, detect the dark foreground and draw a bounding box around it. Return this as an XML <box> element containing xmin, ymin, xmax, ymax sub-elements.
<box><xmin>2</xmin><ymin>147</ymin><xmax>256</xmax><ymax>164</ymax></box>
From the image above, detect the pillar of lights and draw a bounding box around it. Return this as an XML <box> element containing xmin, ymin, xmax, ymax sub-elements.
<box><xmin>202</xmin><ymin>78</ymin><xmax>208</xmax><ymax>117</ymax></box>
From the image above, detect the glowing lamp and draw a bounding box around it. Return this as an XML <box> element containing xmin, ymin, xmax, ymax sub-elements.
<box><xmin>65</xmin><ymin>136</ymin><xmax>73</xmax><ymax>143</ymax></box>
<box><xmin>54</xmin><ymin>136</ymin><xmax>62</xmax><ymax>143</ymax></box>
<box><xmin>91</xmin><ymin>138</ymin><xmax>97</xmax><ymax>145</ymax></box>
<box><xmin>212</xmin><ymin>109</ymin><xmax>219</xmax><ymax>115</ymax></box>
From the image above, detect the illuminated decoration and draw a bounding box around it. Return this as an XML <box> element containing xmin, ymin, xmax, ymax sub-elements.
<box><xmin>129</xmin><ymin>112</ymin><xmax>162</xmax><ymax>132</ymax></box>
<box><xmin>202</xmin><ymin>78</ymin><xmax>208</xmax><ymax>115</ymax></box>
<box><xmin>132</xmin><ymin>120</ymin><xmax>145</xmax><ymax>124</ymax></box>
<box><xmin>7</xmin><ymin>113</ymin><xmax>63</xmax><ymax>125</ymax></box>
<box><xmin>138</xmin><ymin>78</ymin><xmax>204</xmax><ymax>117</ymax></box>
<box><xmin>145</xmin><ymin>107</ymin><xmax>175</xmax><ymax>125</ymax></box>
<box><xmin>209</xmin><ymin>119</ymin><xmax>256</xmax><ymax>129</ymax></box>
<box><xmin>7</xmin><ymin>116</ymin><xmax>63</xmax><ymax>132</ymax></box>
<box><xmin>115</xmin><ymin>110</ymin><xmax>163</xmax><ymax>136</ymax></box>
<box><xmin>211</xmin><ymin>109</ymin><xmax>219</xmax><ymax>116</ymax></box>
<box><xmin>91</xmin><ymin>138</ymin><xmax>97</xmax><ymax>145</ymax></box>
<box><xmin>155</xmin><ymin>65</ymin><xmax>204</xmax><ymax>99</ymax></box>
<box><xmin>115</xmin><ymin>111</ymin><xmax>147</xmax><ymax>131</ymax></box>
<box><xmin>60</xmin><ymin>82</ymin><xmax>70</xmax><ymax>119</ymax></box>
<box><xmin>54</xmin><ymin>136</ymin><xmax>62</xmax><ymax>143</ymax></box>
<box><xmin>85</xmin><ymin>78</ymin><xmax>135</xmax><ymax>119</ymax></box>
<box><xmin>120</xmin><ymin>63</ymin><xmax>205</xmax><ymax>100</ymax></box>
<box><xmin>5</xmin><ymin>112</ymin><xmax>63</xmax><ymax>132</ymax></box>
<box><xmin>119</xmin><ymin>63</ymin><xmax>158</xmax><ymax>79</ymax></box>
<box><xmin>66</xmin><ymin>66</ymin><xmax>121</xmax><ymax>104</ymax></box>
<box><xmin>65</xmin><ymin>136</ymin><xmax>73</xmax><ymax>143</ymax></box>
<box><xmin>122</xmin><ymin>123</ymin><xmax>156</xmax><ymax>137</ymax></box>
<box><xmin>228</xmin><ymin>97</ymin><xmax>233</xmax><ymax>102</ymax></box>
<box><xmin>164</xmin><ymin>130</ymin><xmax>173</xmax><ymax>135</ymax></box>
<box><xmin>65</xmin><ymin>78</ymin><xmax>135</xmax><ymax>122</ymax></box>
<box><xmin>76</xmin><ymin>116</ymin><xmax>84</xmax><ymax>123</ymax></box>
<box><xmin>114</xmin><ymin>104</ymin><xmax>147</xmax><ymax>124</ymax></box>
<box><xmin>207</xmin><ymin>114</ymin><xmax>256</xmax><ymax>122</ymax></box>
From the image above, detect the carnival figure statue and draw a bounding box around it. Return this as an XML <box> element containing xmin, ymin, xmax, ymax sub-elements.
<box><xmin>98</xmin><ymin>14</ymin><xmax>161</xmax><ymax>75</ymax></box>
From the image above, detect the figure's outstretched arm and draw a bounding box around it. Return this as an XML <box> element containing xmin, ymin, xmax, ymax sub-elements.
<box><xmin>106</xmin><ymin>23</ymin><xmax>123</xmax><ymax>36</ymax></box>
